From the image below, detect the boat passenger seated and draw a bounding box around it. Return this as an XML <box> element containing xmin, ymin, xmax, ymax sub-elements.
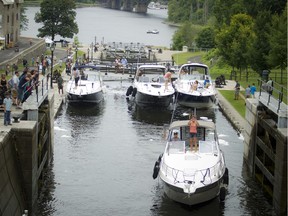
<box><xmin>171</xmin><ymin>132</ymin><xmax>180</xmax><ymax>141</ymax></box>
<box><xmin>203</xmin><ymin>76</ymin><xmax>210</xmax><ymax>88</ymax></box>
<box><xmin>190</xmin><ymin>80</ymin><xmax>198</xmax><ymax>92</ymax></box>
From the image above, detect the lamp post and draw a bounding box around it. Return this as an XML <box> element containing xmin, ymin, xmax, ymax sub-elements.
<box><xmin>50</xmin><ymin>42</ymin><xmax>56</xmax><ymax>89</ymax></box>
<box><xmin>75</xmin><ymin>45</ymin><xmax>78</xmax><ymax>64</ymax></box>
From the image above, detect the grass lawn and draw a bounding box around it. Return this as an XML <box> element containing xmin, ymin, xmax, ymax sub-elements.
<box><xmin>172</xmin><ymin>51</ymin><xmax>206</xmax><ymax>65</ymax></box>
<box><xmin>218</xmin><ymin>90</ymin><xmax>246</xmax><ymax>118</ymax></box>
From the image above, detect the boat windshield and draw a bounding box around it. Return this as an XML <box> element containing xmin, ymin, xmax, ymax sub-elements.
<box><xmin>87</xmin><ymin>74</ymin><xmax>100</xmax><ymax>81</ymax></box>
<box><xmin>180</xmin><ymin>74</ymin><xmax>204</xmax><ymax>81</ymax></box>
<box><xmin>198</xmin><ymin>141</ymin><xmax>217</xmax><ymax>154</ymax></box>
<box><xmin>167</xmin><ymin>141</ymin><xmax>186</xmax><ymax>154</ymax></box>
<box><xmin>179</xmin><ymin>65</ymin><xmax>208</xmax><ymax>80</ymax></box>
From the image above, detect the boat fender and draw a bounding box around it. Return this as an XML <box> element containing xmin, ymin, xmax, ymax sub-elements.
<box><xmin>152</xmin><ymin>160</ymin><xmax>160</xmax><ymax>179</ymax></box>
<box><xmin>219</xmin><ymin>187</ymin><xmax>226</xmax><ymax>201</ymax></box>
<box><xmin>223</xmin><ymin>168</ymin><xmax>229</xmax><ymax>185</ymax></box>
<box><xmin>126</xmin><ymin>86</ymin><xmax>134</xmax><ymax>96</ymax></box>
<box><xmin>152</xmin><ymin>154</ymin><xmax>163</xmax><ymax>179</ymax></box>
<box><xmin>132</xmin><ymin>88</ymin><xmax>137</xmax><ymax>97</ymax></box>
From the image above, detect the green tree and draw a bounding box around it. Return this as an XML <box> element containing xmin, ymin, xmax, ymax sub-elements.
<box><xmin>213</xmin><ymin>0</ymin><xmax>246</xmax><ymax>27</ymax></box>
<box><xmin>248</xmin><ymin>10</ymin><xmax>272</xmax><ymax>74</ymax></box>
<box><xmin>266</xmin><ymin>6</ymin><xmax>287</xmax><ymax>84</ymax></box>
<box><xmin>35</xmin><ymin>0</ymin><xmax>79</xmax><ymax>41</ymax></box>
<box><xmin>195</xmin><ymin>27</ymin><xmax>215</xmax><ymax>48</ymax></box>
<box><xmin>216</xmin><ymin>14</ymin><xmax>255</xmax><ymax>73</ymax></box>
<box><xmin>171</xmin><ymin>22</ymin><xmax>203</xmax><ymax>50</ymax></box>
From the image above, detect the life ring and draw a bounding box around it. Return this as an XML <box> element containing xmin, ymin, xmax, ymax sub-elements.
<box><xmin>132</xmin><ymin>88</ymin><xmax>137</xmax><ymax>97</ymax></box>
<box><xmin>126</xmin><ymin>86</ymin><xmax>133</xmax><ymax>96</ymax></box>
<box><xmin>219</xmin><ymin>187</ymin><xmax>226</xmax><ymax>201</ymax></box>
<box><xmin>223</xmin><ymin>168</ymin><xmax>229</xmax><ymax>185</ymax></box>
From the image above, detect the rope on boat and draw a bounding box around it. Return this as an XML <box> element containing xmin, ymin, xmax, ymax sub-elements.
<box><xmin>200</xmin><ymin>168</ymin><xmax>212</xmax><ymax>185</ymax></box>
<box><xmin>172</xmin><ymin>168</ymin><xmax>180</xmax><ymax>184</ymax></box>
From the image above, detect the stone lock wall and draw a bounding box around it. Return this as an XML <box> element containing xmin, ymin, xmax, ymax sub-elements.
<box><xmin>0</xmin><ymin>121</ymin><xmax>37</xmax><ymax>215</ymax></box>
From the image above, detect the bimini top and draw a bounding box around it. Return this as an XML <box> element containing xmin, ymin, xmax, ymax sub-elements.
<box><xmin>75</xmin><ymin>64</ymin><xmax>100</xmax><ymax>70</ymax></box>
<box><xmin>138</xmin><ymin>64</ymin><xmax>166</xmax><ymax>70</ymax></box>
<box><xmin>180</xmin><ymin>63</ymin><xmax>209</xmax><ymax>69</ymax></box>
<box><xmin>169</xmin><ymin>120</ymin><xmax>215</xmax><ymax>130</ymax></box>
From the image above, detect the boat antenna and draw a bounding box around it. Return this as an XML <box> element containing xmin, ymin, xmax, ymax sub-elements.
<box><xmin>170</xmin><ymin>93</ymin><xmax>179</xmax><ymax>125</ymax></box>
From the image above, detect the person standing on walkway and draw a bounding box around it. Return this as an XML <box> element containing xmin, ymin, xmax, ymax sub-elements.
<box><xmin>250</xmin><ymin>83</ymin><xmax>256</xmax><ymax>98</ymax></box>
<box><xmin>57</xmin><ymin>75</ymin><xmax>64</xmax><ymax>94</ymax></box>
<box><xmin>11</xmin><ymin>71</ymin><xmax>20</xmax><ymax>105</ymax></box>
<box><xmin>245</xmin><ymin>85</ymin><xmax>251</xmax><ymax>98</ymax></box>
<box><xmin>3</xmin><ymin>92</ymin><xmax>12</xmax><ymax>126</ymax></box>
<box><xmin>234</xmin><ymin>81</ymin><xmax>240</xmax><ymax>100</ymax></box>
<box><xmin>267</xmin><ymin>78</ymin><xmax>273</xmax><ymax>95</ymax></box>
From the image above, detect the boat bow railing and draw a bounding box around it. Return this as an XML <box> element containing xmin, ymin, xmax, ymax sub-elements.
<box><xmin>161</xmin><ymin>156</ymin><xmax>225</xmax><ymax>186</ymax></box>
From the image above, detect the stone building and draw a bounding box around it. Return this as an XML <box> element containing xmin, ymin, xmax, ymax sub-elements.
<box><xmin>0</xmin><ymin>0</ymin><xmax>24</xmax><ymax>50</ymax></box>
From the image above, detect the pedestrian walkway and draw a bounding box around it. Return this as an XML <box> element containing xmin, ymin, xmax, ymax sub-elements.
<box><xmin>215</xmin><ymin>81</ymin><xmax>246</xmax><ymax>132</ymax></box>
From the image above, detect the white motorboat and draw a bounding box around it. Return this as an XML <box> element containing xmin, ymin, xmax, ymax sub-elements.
<box><xmin>66</xmin><ymin>65</ymin><xmax>105</xmax><ymax>103</ymax></box>
<box><xmin>147</xmin><ymin>29</ymin><xmax>159</xmax><ymax>34</ymax></box>
<box><xmin>153</xmin><ymin>117</ymin><xmax>229</xmax><ymax>205</ymax></box>
<box><xmin>126</xmin><ymin>64</ymin><xmax>175</xmax><ymax>108</ymax></box>
<box><xmin>174</xmin><ymin>63</ymin><xmax>216</xmax><ymax>108</ymax></box>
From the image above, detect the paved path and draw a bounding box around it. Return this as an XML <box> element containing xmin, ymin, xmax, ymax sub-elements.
<box><xmin>215</xmin><ymin>81</ymin><xmax>246</xmax><ymax>132</ymax></box>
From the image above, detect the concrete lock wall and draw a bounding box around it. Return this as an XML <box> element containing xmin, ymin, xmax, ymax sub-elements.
<box><xmin>244</xmin><ymin>98</ymin><xmax>287</xmax><ymax>215</ymax></box>
<box><xmin>0</xmin><ymin>122</ymin><xmax>37</xmax><ymax>216</ymax></box>
<box><xmin>0</xmin><ymin>90</ymin><xmax>55</xmax><ymax>215</ymax></box>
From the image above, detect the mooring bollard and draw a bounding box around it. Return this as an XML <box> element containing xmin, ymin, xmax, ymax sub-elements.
<box><xmin>13</xmin><ymin>115</ymin><xmax>21</xmax><ymax>123</ymax></box>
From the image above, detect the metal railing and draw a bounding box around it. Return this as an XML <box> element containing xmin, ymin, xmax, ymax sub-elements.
<box><xmin>258</xmin><ymin>79</ymin><xmax>287</xmax><ymax>113</ymax></box>
<box><xmin>21</xmin><ymin>73</ymin><xmax>50</xmax><ymax>109</ymax></box>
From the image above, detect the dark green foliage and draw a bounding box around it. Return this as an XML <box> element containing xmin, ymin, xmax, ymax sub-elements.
<box><xmin>266</xmin><ymin>5</ymin><xmax>287</xmax><ymax>83</ymax></box>
<box><xmin>195</xmin><ymin>27</ymin><xmax>215</xmax><ymax>48</ymax></box>
<box><xmin>216</xmin><ymin>14</ymin><xmax>255</xmax><ymax>70</ymax></box>
<box><xmin>248</xmin><ymin>10</ymin><xmax>272</xmax><ymax>74</ymax></box>
<box><xmin>34</xmin><ymin>0</ymin><xmax>79</xmax><ymax>41</ymax></box>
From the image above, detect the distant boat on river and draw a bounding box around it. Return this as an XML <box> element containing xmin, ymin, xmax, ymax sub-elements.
<box><xmin>147</xmin><ymin>29</ymin><xmax>159</xmax><ymax>34</ymax></box>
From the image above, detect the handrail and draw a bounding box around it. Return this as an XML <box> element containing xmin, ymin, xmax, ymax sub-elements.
<box><xmin>162</xmin><ymin>156</ymin><xmax>225</xmax><ymax>185</ymax></box>
<box><xmin>258</xmin><ymin>79</ymin><xmax>287</xmax><ymax>112</ymax></box>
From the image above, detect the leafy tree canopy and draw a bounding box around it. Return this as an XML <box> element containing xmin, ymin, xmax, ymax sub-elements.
<box><xmin>172</xmin><ymin>22</ymin><xmax>203</xmax><ymax>50</ymax></box>
<box><xmin>216</xmin><ymin>14</ymin><xmax>255</xmax><ymax>69</ymax></box>
<box><xmin>195</xmin><ymin>27</ymin><xmax>215</xmax><ymax>49</ymax></box>
<box><xmin>35</xmin><ymin>0</ymin><xmax>79</xmax><ymax>41</ymax></box>
<box><xmin>266</xmin><ymin>5</ymin><xmax>287</xmax><ymax>75</ymax></box>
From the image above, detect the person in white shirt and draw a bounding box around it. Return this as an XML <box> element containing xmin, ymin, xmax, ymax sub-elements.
<box><xmin>11</xmin><ymin>71</ymin><xmax>20</xmax><ymax>105</ymax></box>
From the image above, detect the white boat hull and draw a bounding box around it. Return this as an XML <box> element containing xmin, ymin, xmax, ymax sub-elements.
<box><xmin>154</xmin><ymin>119</ymin><xmax>228</xmax><ymax>206</ymax></box>
<box><xmin>161</xmin><ymin>176</ymin><xmax>223</xmax><ymax>205</ymax></box>
<box><xmin>176</xmin><ymin>92</ymin><xmax>215</xmax><ymax>108</ymax></box>
<box><xmin>129</xmin><ymin>64</ymin><xmax>175</xmax><ymax>108</ymax></box>
<box><xmin>66</xmin><ymin>66</ymin><xmax>105</xmax><ymax>104</ymax></box>
<box><xmin>174</xmin><ymin>63</ymin><xmax>216</xmax><ymax>109</ymax></box>
<box><xmin>135</xmin><ymin>90</ymin><xmax>174</xmax><ymax>108</ymax></box>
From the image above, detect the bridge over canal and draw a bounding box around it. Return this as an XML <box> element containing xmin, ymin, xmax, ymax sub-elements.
<box><xmin>105</xmin><ymin>0</ymin><xmax>151</xmax><ymax>13</ymax></box>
